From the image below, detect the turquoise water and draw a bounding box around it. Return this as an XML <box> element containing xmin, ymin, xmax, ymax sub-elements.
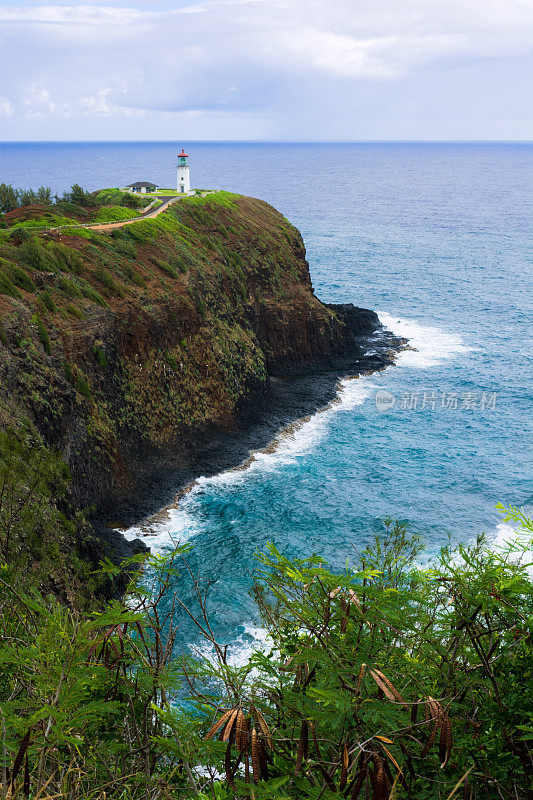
<box><xmin>1</xmin><ymin>142</ymin><xmax>531</xmax><ymax>656</ymax></box>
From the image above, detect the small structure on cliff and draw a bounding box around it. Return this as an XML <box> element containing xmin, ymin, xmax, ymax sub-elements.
<box><xmin>124</xmin><ymin>181</ymin><xmax>159</xmax><ymax>195</ymax></box>
<box><xmin>177</xmin><ymin>149</ymin><xmax>191</xmax><ymax>194</ymax></box>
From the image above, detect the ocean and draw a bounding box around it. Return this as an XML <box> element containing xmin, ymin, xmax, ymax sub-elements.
<box><xmin>1</xmin><ymin>141</ymin><xmax>531</xmax><ymax>660</ymax></box>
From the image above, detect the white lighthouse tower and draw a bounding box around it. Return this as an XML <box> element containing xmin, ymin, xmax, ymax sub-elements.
<box><xmin>177</xmin><ymin>148</ymin><xmax>190</xmax><ymax>194</ymax></box>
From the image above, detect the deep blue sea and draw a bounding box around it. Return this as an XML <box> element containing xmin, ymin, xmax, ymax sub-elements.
<box><xmin>1</xmin><ymin>141</ymin><xmax>531</xmax><ymax>659</ymax></box>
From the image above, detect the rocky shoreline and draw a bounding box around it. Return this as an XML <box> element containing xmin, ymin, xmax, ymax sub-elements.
<box><xmin>97</xmin><ymin>318</ymin><xmax>405</xmax><ymax>563</ymax></box>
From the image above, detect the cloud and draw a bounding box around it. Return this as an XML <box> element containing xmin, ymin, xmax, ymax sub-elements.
<box><xmin>0</xmin><ymin>0</ymin><xmax>532</xmax><ymax>137</ymax></box>
<box><xmin>0</xmin><ymin>97</ymin><xmax>15</xmax><ymax>118</ymax></box>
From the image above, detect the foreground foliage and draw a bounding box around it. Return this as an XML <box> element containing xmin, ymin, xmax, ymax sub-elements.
<box><xmin>1</xmin><ymin>508</ymin><xmax>531</xmax><ymax>799</ymax></box>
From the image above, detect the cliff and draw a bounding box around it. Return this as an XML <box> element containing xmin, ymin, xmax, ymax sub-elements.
<box><xmin>0</xmin><ymin>192</ymin><xmax>401</xmax><ymax>600</ymax></box>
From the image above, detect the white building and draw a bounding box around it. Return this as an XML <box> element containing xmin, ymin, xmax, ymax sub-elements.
<box><xmin>124</xmin><ymin>181</ymin><xmax>159</xmax><ymax>195</ymax></box>
<box><xmin>177</xmin><ymin>149</ymin><xmax>190</xmax><ymax>194</ymax></box>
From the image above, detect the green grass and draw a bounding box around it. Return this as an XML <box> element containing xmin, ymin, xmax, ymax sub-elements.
<box><xmin>94</xmin><ymin>206</ymin><xmax>140</xmax><ymax>224</ymax></box>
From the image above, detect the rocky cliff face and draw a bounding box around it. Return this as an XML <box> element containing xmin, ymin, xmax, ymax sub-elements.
<box><xmin>0</xmin><ymin>192</ymin><xmax>400</xmax><ymax>594</ymax></box>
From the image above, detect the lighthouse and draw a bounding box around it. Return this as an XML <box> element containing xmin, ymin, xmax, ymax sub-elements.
<box><xmin>177</xmin><ymin>148</ymin><xmax>190</xmax><ymax>194</ymax></box>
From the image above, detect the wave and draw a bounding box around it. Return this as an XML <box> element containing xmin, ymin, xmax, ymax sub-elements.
<box><xmin>488</xmin><ymin>520</ymin><xmax>533</xmax><ymax>576</ymax></box>
<box><xmin>120</xmin><ymin>379</ymin><xmax>375</xmax><ymax>548</ymax></box>
<box><xmin>378</xmin><ymin>311</ymin><xmax>473</xmax><ymax>368</ymax></box>
<box><xmin>192</xmin><ymin>623</ymin><xmax>272</xmax><ymax>671</ymax></box>
<box><xmin>120</xmin><ymin>501</ymin><xmax>199</xmax><ymax>548</ymax></box>
<box><xmin>119</xmin><ymin>311</ymin><xmax>471</xmax><ymax>552</ymax></box>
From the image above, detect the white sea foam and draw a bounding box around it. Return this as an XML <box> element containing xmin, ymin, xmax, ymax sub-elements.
<box><xmin>119</xmin><ymin>312</ymin><xmax>471</xmax><ymax>551</ymax></box>
<box><xmin>379</xmin><ymin>311</ymin><xmax>472</xmax><ymax>368</ymax></box>
<box><xmin>119</xmin><ymin>502</ymin><xmax>199</xmax><ymax>549</ymax></box>
<box><xmin>187</xmin><ymin>378</ymin><xmax>375</xmax><ymax>490</ymax></box>
<box><xmin>487</xmin><ymin>520</ymin><xmax>533</xmax><ymax>575</ymax></box>
<box><xmin>193</xmin><ymin>623</ymin><xmax>272</xmax><ymax>671</ymax></box>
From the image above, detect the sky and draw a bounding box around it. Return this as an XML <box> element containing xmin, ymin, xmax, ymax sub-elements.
<box><xmin>1</xmin><ymin>0</ymin><xmax>532</xmax><ymax>141</ymax></box>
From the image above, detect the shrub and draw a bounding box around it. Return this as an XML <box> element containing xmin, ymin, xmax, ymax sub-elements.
<box><xmin>114</xmin><ymin>239</ymin><xmax>137</xmax><ymax>258</ymax></box>
<box><xmin>51</xmin><ymin>242</ymin><xmax>82</xmax><ymax>273</ymax></box>
<box><xmin>0</xmin><ymin>270</ymin><xmax>21</xmax><ymax>299</ymax></box>
<box><xmin>64</xmin><ymin>361</ymin><xmax>74</xmax><ymax>384</ymax></box>
<box><xmin>92</xmin><ymin>343</ymin><xmax>108</xmax><ymax>370</ymax></box>
<box><xmin>8</xmin><ymin>263</ymin><xmax>36</xmax><ymax>293</ymax></box>
<box><xmin>94</xmin><ymin>266</ymin><xmax>123</xmax><ymax>297</ymax></box>
<box><xmin>79</xmin><ymin>280</ymin><xmax>107</xmax><ymax>307</ymax></box>
<box><xmin>67</xmin><ymin>303</ymin><xmax>85</xmax><ymax>320</ymax></box>
<box><xmin>39</xmin><ymin>290</ymin><xmax>57</xmax><ymax>313</ymax></box>
<box><xmin>121</xmin><ymin>264</ymin><xmax>147</xmax><ymax>288</ymax></box>
<box><xmin>196</xmin><ymin>297</ymin><xmax>206</xmax><ymax>318</ymax></box>
<box><xmin>153</xmin><ymin>258</ymin><xmax>177</xmax><ymax>278</ymax></box>
<box><xmin>19</xmin><ymin>238</ymin><xmax>46</xmax><ymax>270</ymax></box>
<box><xmin>164</xmin><ymin>351</ymin><xmax>179</xmax><ymax>370</ymax></box>
<box><xmin>31</xmin><ymin>314</ymin><xmax>51</xmax><ymax>354</ymax></box>
<box><xmin>0</xmin><ymin>510</ymin><xmax>531</xmax><ymax>799</ymax></box>
<box><xmin>0</xmin><ymin>259</ymin><xmax>36</xmax><ymax>294</ymax></box>
<box><xmin>74</xmin><ymin>371</ymin><xmax>91</xmax><ymax>398</ymax></box>
<box><xmin>57</xmin><ymin>275</ymin><xmax>82</xmax><ymax>298</ymax></box>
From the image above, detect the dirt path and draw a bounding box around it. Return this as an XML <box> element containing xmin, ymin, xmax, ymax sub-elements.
<box><xmin>85</xmin><ymin>195</ymin><xmax>180</xmax><ymax>232</ymax></box>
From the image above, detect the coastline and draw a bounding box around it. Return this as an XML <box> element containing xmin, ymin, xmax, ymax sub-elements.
<box><xmin>95</xmin><ymin>322</ymin><xmax>406</xmax><ymax>561</ymax></box>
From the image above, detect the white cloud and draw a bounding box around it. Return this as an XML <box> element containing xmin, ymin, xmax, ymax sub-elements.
<box><xmin>0</xmin><ymin>0</ymin><xmax>532</xmax><ymax>137</ymax></box>
<box><xmin>23</xmin><ymin>84</ymin><xmax>62</xmax><ymax>117</ymax></box>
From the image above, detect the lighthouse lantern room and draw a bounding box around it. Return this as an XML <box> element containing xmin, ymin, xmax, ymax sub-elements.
<box><xmin>177</xmin><ymin>149</ymin><xmax>190</xmax><ymax>194</ymax></box>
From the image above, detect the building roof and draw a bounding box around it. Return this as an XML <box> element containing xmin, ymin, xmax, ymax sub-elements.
<box><xmin>178</xmin><ymin>149</ymin><xmax>189</xmax><ymax>158</ymax></box>
<box><xmin>125</xmin><ymin>181</ymin><xmax>159</xmax><ymax>189</ymax></box>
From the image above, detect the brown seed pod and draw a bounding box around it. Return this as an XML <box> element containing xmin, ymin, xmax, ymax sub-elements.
<box><xmin>251</xmin><ymin>727</ymin><xmax>260</xmax><ymax>783</ymax></box>
<box><xmin>295</xmin><ymin>719</ymin><xmax>309</xmax><ymax>775</ymax></box>
<box><xmin>205</xmin><ymin>708</ymin><xmax>233</xmax><ymax>740</ymax></box>
<box><xmin>251</xmin><ymin>704</ymin><xmax>272</xmax><ymax>749</ymax></box>
<box><xmin>339</xmin><ymin>743</ymin><xmax>349</xmax><ymax>791</ymax></box>
<box><xmin>369</xmin><ymin>669</ymin><xmax>406</xmax><ymax>705</ymax></box>
<box><xmin>438</xmin><ymin>712</ymin><xmax>452</xmax><ymax>768</ymax></box>
<box><xmin>235</xmin><ymin>708</ymin><xmax>246</xmax><ymax>753</ymax></box>
<box><xmin>225</xmin><ymin>739</ymin><xmax>235</xmax><ymax>789</ymax></box>
<box><xmin>222</xmin><ymin>708</ymin><xmax>239</xmax><ymax>743</ymax></box>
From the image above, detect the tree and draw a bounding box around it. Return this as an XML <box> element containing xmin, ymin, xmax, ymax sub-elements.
<box><xmin>0</xmin><ymin>183</ymin><xmax>19</xmax><ymax>213</ymax></box>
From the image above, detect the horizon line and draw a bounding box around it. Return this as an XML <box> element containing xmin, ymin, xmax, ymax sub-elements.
<box><xmin>1</xmin><ymin>138</ymin><xmax>532</xmax><ymax>145</ymax></box>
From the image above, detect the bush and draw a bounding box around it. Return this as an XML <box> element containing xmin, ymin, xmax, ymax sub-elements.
<box><xmin>121</xmin><ymin>264</ymin><xmax>147</xmax><ymax>288</ymax></box>
<box><xmin>32</xmin><ymin>314</ymin><xmax>51</xmax><ymax>354</ymax></box>
<box><xmin>92</xmin><ymin>343</ymin><xmax>107</xmax><ymax>370</ymax></box>
<box><xmin>154</xmin><ymin>258</ymin><xmax>177</xmax><ymax>278</ymax></box>
<box><xmin>94</xmin><ymin>266</ymin><xmax>123</xmax><ymax>297</ymax></box>
<box><xmin>74</xmin><ymin>371</ymin><xmax>91</xmax><ymax>398</ymax></box>
<box><xmin>64</xmin><ymin>361</ymin><xmax>74</xmax><ymax>384</ymax></box>
<box><xmin>79</xmin><ymin>279</ymin><xmax>107</xmax><ymax>307</ymax></box>
<box><xmin>0</xmin><ymin>270</ymin><xmax>21</xmax><ymax>299</ymax></box>
<box><xmin>57</xmin><ymin>275</ymin><xmax>82</xmax><ymax>298</ymax></box>
<box><xmin>67</xmin><ymin>303</ymin><xmax>85</xmax><ymax>320</ymax></box>
<box><xmin>114</xmin><ymin>239</ymin><xmax>137</xmax><ymax>258</ymax></box>
<box><xmin>39</xmin><ymin>290</ymin><xmax>57</xmax><ymax>313</ymax></box>
<box><xmin>197</xmin><ymin>297</ymin><xmax>206</xmax><ymax>317</ymax></box>
<box><xmin>0</xmin><ymin>259</ymin><xmax>36</xmax><ymax>293</ymax></box>
<box><xmin>61</xmin><ymin>184</ymin><xmax>98</xmax><ymax>207</ymax></box>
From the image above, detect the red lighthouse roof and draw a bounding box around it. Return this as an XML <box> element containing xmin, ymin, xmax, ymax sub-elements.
<box><xmin>178</xmin><ymin>149</ymin><xmax>188</xmax><ymax>157</ymax></box>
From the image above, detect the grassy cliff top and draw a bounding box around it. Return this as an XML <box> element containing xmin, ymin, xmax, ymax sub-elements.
<box><xmin>0</xmin><ymin>188</ymin><xmax>306</xmax><ymax>329</ymax></box>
